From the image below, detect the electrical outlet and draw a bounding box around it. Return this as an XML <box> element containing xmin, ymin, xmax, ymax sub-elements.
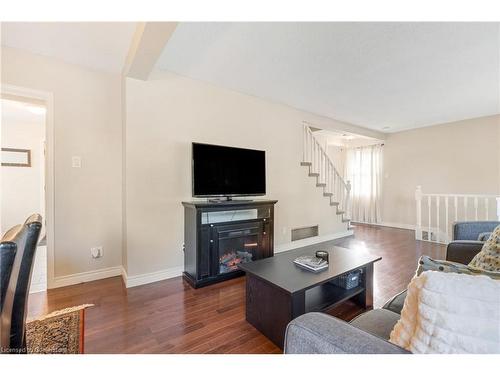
<box><xmin>91</xmin><ymin>246</ymin><xmax>103</xmax><ymax>259</ymax></box>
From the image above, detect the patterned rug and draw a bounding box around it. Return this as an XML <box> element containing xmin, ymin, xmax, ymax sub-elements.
<box><xmin>26</xmin><ymin>304</ymin><xmax>92</xmax><ymax>354</ymax></box>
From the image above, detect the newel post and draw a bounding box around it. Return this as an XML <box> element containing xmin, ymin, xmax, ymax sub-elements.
<box><xmin>346</xmin><ymin>180</ymin><xmax>352</xmax><ymax>219</ymax></box>
<box><xmin>415</xmin><ymin>186</ymin><xmax>423</xmax><ymax>240</ymax></box>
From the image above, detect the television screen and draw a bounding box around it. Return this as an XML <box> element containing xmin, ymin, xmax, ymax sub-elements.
<box><xmin>192</xmin><ymin>143</ymin><xmax>266</xmax><ymax>197</ymax></box>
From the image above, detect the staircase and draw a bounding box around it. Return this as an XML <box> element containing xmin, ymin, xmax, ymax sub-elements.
<box><xmin>301</xmin><ymin>124</ymin><xmax>352</xmax><ymax>225</ymax></box>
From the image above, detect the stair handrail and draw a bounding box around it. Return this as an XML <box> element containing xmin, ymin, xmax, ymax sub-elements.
<box><xmin>302</xmin><ymin>124</ymin><xmax>351</xmax><ymax>218</ymax></box>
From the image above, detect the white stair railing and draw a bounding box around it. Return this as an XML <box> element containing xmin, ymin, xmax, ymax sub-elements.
<box><xmin>415</xmin><ymin>185</ymin><xmax>500</xmax><ymax>243</ymax></box>
<box><xmin>302</xmin><ymin>124</ymin><xmax>351</xmax><ymax>220</ymax></box>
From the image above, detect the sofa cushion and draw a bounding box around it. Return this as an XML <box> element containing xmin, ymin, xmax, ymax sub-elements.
<box><xmin>285</xmin><ymin>312</ymin><xmax>409</xmax><ymax>354</ymax></box>
<box><xmin>383</xmin><ymin>290</ymin><xmax>407</xmax><ymax>315</ymax></box>
<box><xmin>350</xmin><ymin>308</ymin><xmax>401</xmax><ymax>340</ymax></box>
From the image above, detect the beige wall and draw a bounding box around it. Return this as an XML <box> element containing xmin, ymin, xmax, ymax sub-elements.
<box><xmin>381</xmin><ymin>115</ymin><xmax>500</xmax><ymax>227</ymax></box>
<box><xmin>1</xmin><ymin>47</ymin><xmax>123</xmax><ymax>277</ymax></box>
<box><xmin>124</xmin><ymin>71</ymin><xmax>350</xmax><ymax>277</ymax></box>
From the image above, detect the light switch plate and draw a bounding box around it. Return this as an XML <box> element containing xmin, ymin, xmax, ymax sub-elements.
<box><xmin>72</xmin><ymin>156</ymin><xmax>82</xmax><ymax>168</ymax></box>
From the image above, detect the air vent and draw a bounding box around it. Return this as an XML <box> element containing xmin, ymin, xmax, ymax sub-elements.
<box><xmin>291</xmin><ymin>225</ymin><xmax>319</xmax><ymax>241</ymax></box>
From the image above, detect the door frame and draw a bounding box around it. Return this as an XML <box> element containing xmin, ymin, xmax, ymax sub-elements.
<box><xmin>1</xmin><ymin>83</ymin><xmax>55</xmax><ymax>289</ymax></box>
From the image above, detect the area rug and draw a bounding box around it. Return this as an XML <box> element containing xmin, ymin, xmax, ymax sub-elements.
<box><xmin>26</xmin><ymin>304</ymin><xmax>93</xmax><ymax>354</ymax></box>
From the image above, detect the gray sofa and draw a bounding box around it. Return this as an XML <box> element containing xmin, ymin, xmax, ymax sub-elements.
<box><xmin>284</xmin><ymin>221</ymin><xmax>499</xmax><ymax>354</ymax></box>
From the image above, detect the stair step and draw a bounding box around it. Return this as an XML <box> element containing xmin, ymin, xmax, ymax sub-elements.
<box><xmin>300</xmin><ymin>161</ymin><xmax>312</xmax><ymax>166</ymax></box>
<box><xmin>316</xmin><ymin>183</ymin><xmax>326</xmax><ymax>187</ymax></box>
<box><xmin>330</xmin><ymin>202</ymin><xmax>339</xmax><ymax>206</ymax></box>
<box><xmin>309</xmin><ymin>173</ymin><xmax>320</xmax><ymax>177</ymax></box>
<box><xmin>323</xmin><ymin>192</ymin><xmax>333</xmax><ymax>197</ymax></box>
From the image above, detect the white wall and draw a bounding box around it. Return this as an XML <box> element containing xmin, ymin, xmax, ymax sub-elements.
<box><xmin>1</xmin><ymin>47</ymin><xmax>123</xmax><ymax>278</ymax></box>
<box><xmin>381</xmin><ymin>115</ymin><xmax>500</xmax><ymax>227</ymax></box>
<box><xmin>1</xmin><ymin>101</ymin><xmax>48</xmax><ymax>292</ymax></box>
<box><xmin>1</xmin><ymin>110</ymin><xmax>45</xmax><ymax>230</ymax></box>
<box><xmin>124</xmin><ymin>71</ymin><xmax>350</xmax><ymax>277</ymax></box>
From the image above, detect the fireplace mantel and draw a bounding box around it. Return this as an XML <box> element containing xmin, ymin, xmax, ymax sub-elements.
<box><xmin>182</xmin><ymin>200</ymin><xmax>277</xmax><ymax>288</ymax></box>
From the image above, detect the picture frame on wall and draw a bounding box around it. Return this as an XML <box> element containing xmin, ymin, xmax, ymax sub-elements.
<box><xmin>1</xmin><ymin>147</ymin><xmax>32</xmax><ymax>167</ymax></box>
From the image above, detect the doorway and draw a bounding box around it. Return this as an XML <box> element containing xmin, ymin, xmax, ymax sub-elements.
<box><xmin>1</xmin><ymin>86</ymin><xmax>53</xmax><ymax>293</ymax></box>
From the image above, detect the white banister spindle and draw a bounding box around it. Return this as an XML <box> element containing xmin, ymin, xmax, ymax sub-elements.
<box><xmin>308</xmin><ymin>130</ymin><xmax>313</xmax><ymax>164</ymax></box>
<box><xmin>428</xmin><ymin>195</ymin><xmax>432</xmax><ymax>241</ymax></box>
<box><xmin>302</xmin><ymin>125</ymin><xmax>306</xmax><ymax>162</ymax></box>
<box><xmin>454</xmin><ymin>196</ymin><xmax>458</xmax><ymax>222</ymax></box>
<box><xmin>474</xmin><ymin>197</ymin><xmax>478</xmax><ymax>221</ymax></box>
<box><xmin>325</xmin><ymin>160</ymin><xmax>329</xmax><ymax>191</ymax></box>
<box><xmin>313</xmin><ymin>140</ymin><xmax>317</xmax><ymax>173</ymax></box>
<box><xmin>435</xmin><ymin>196</ymin><xmax>440</xmax><ymax>243</ymax></box>
<box><xmin>464</xmin><ymin>197</ymin><xmax>468</xmax><ymax>221</ymax></box>
<box><xmin>415</xmin><ymin>186</ymin><xmax>423</xmax><ymax>240</ymax></box>
<box><xmin>323</xmin><ymin>152</ymin><xmax>327</xmax><ymax>184</ymax></box>
<box><xmin>485</xmin><ymin>198</ymin><xmax>489</xmax><ymax>220</ymax></box>
<box><xmin>445</xmin><ymin>196</ymin><xmax>449</xmax><ymax>242</ymax></box>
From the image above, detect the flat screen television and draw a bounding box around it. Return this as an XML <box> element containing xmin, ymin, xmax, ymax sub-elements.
<box><xmin>192</xmin><ymin>143</ymin><xmax>266</xmax><ymax>198</ymax></box>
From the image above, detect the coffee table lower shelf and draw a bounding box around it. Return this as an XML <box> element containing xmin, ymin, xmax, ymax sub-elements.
<box><xmin>244</xmin><ymin>263</ymin><xmax>374</xmax><ymax>349</ymax></box>
<box><xmin>305</xmin><ymin>284</ymin><xmax>365</xmax><ymax>312</ymax></box>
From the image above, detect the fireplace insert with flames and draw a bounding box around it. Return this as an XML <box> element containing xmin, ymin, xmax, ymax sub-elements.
<box><xmin>182</xmin><ymin>200</ymin><xmax>277</xmax><ymax>288</ymax></box>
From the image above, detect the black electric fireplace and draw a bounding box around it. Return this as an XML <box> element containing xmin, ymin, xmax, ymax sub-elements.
<box><xmin>182</xmin><ymin>200</ymin><xmax>277</xmax><ymax>288</ymax></box>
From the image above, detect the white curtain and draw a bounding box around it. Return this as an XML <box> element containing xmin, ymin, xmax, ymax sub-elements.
<box><xmin>345</xmin><ymin>144</ymin><xmax>383</xmax><ymax>223</ymax></box>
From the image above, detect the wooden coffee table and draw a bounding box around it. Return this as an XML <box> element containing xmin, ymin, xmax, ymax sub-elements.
<box><xmin>239</xmin><ymin>245</ymin><xmax>381</xmax><ymax>349</ymax></box>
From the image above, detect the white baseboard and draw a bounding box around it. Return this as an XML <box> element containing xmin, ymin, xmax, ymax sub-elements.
<box><xmin>274</xmin><ymin>230</ymin><xmax>354</xmax><ymax>253</ymax></box>
<box><xmin>122</xmin><ymin>266</ymin><xmax>184</xmax><ymax>288</ymax></box>
<box><xmin>29</xmin><ymin>281</ymin><xmax>47</xmax><ymax>294</ymax></box>
<box><xmin>352</xmin><ymin>221</ymin><xmax>416</xmax><ymax>231</ymax></box>
<box><xmin>48</xmin><ymin>231</ymin><xmax>353</xmax><ymax>290</ymax></box>
<box><xmin>50</xmin><ymin>266</ymin><xmax>122</xmax><ymax>289</ymax></box>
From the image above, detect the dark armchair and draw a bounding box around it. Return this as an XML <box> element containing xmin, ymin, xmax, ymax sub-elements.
<box><xmin>0</xmin><ymin>214</ymin><xmax>43</xmax><ymax>353</ymax></box>
<box><xmin>446</xmin><ymin>221</ymin><xmax>499</xmax><ymax>264</ymax></box>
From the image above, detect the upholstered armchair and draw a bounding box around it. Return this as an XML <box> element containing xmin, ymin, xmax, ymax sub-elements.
<box><xmin>446</xmin><ymin>221</ymin><xmax>500</xmax><ymax>264</ymax></box>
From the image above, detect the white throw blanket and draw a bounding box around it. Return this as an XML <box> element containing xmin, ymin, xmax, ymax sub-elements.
<box><xmin>389</xmin><ymin>271</ymin><xmax>500</xmax><ymax>353</ymax></box>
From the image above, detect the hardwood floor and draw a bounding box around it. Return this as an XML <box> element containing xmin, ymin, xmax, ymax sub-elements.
<box><xmin>27</xmin><ymin>224</ymin><xmax>445</xmax><ymax>354</ymax></box>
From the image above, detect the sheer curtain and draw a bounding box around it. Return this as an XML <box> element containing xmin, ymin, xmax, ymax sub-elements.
<box><xmin>345</xmin><ymin>144</ymin><xmax>383</xmax><ymax>223</ymax></box>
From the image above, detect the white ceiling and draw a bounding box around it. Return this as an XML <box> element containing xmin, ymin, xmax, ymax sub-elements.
<box><xmin>1</xmin><ymin>22</ymin><xmax>137</xmax><ymax>74</ymax></box>
<box><xmin>315</xmin><ymin>129</ymin><xmax>382</xmax><ymax>148</ymax></box>
<box><xmin>157</xmin><ymin>22</ymin><xmax>500</xmax><ymax>132</ymax></box>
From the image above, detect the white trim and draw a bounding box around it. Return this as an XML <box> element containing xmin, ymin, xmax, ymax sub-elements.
<box><xmin>1</xmin><ymin>84</ymin><xmax>55</xmax><ymax>289</ymax></box>
<box><xmin>352</xmin><ymin>221</ymin><xmax>416</xmax><ymax>231</ymax></box>
<box><xmin>274</xmin><ymin>230</ymin><xmax>353</xmax><ymax>253</ymax></box>
<box><xmin>122</xmin><ymin>266</ymin><xmax>184</xmax><ymax>288</ymax></box>
<box><xmin>29</xmin><ymin>281</ymin><xmax>48</xmax><ymax>294</ymax></box>
<box><xmin>51</xmin><ymin>266</ymin><xmax>122</xmax><ymax>289</ymax></box>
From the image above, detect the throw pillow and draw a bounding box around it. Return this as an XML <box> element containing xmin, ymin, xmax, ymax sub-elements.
<box><xmin>469</xmin><ymin>224</ymin><xmax>500</xmax><ymax>273</ymax></box>
<box><xmin>416</xmin><ymin>255</ymin><xmax>473</xmax><ymax>276</ymax></box>
<box><xmin>477</xmin><ymin>232</ymin><xmax>492</xmax><ymax>241</ymax></box>
<box><xmin>389</xmin><ymin>271</ymin><xmax>500</xmax><ymax>353</ymax></box>
<box><xmin>416</xmin><ymin>255</ymin><xmax>500</xmax><ymax>280</ymax></box>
